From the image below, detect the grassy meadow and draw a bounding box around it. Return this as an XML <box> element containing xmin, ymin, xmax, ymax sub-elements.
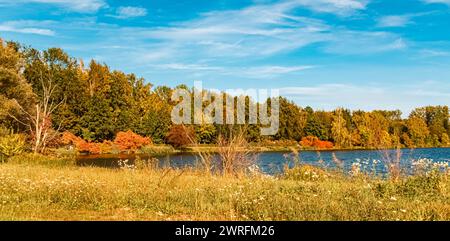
<box><xmin>1</xmin><ymin>154</ymin><xmax>450</xmax><ymax>221</ymax></box>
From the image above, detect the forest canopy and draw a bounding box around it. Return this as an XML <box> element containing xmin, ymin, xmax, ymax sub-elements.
<box><xmin>0</xmin><ymin>38</ymin><xmax>449</xmax><ymax>153</ymax></box>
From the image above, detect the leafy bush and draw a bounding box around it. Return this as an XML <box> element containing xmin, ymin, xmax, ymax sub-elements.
<box><xmin>61</xmin><ymin>131</ymin><xmax>85</xmax><ymax>148</ymax></box>
<box><xmin>114</xmin><ymin>130</ymin><xmax>151</xmax><ymax>152</ymax></box>
<box><xmin>300</xmin><ymin>136</ymin><xmax>334</xmax><ymax>149</ymax></box>
<box><xmin>61</xmin><ymin>131</ymin><xmax>150</xmax><ymax>154</ymax></box>
<box><xmin>397</xmin><ymin>172</ymin><xmax>445</xmax><ymax>198</ymax></box>
<box><xmin>0</xmin><ymin>131</ymin><xmax>26</xmax><ymax>160</ymax></box>
<box><xmin>61</xmin><ymin>131</ymin><xmax>113</xmax><ymax>154</ymax></box>
<box><xmin>166</xmin><ymin>125</ymin><xmax>195</xmax><ymax>148</ymax></box>
<box><xmin>373</xmin><ymin>171</ymin><xmax>446</xmax><ymax>199</ymax></box>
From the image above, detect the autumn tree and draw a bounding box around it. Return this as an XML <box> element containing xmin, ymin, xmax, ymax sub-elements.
<box><xmin>0</xmin><ymin>39</ymin><xmax>35</xmax><ymax>131</ymax></box>
<box><xmin>23</xmin><ymin>47</ymin><xmax>89</xmax><ymax>139</ymax></box>
<box><xmin>406</xmin><ymin>116</ymin><xmax>430</xmax><ymax>147</ymax></box>
<box><xmin>20</xmin><ymin>69</ymin><xmax>64</xmax><ymax>153</ymax></box>
<box><xmin>410</xmin><ymin>106</ymin><xmax>449</xmax><ymax>145</ymax></box>
<box><xmin>441</xmin><ymin>133</ymin><xmax>450</xmax><ymax>147</ymax></box>
<box><xmin>166</xmin><ymin>125</ymin><xmax>196</xmax><ymax>148</ymax></box>
<box><xmin>133</xmin><ymin>82</ymin><xmax>173</xmax><ymax>143</ymax></box>
<box><xmin>114</xmin><ymin>130</ymin><xmax>151</xmax><ymax>152</ymax></box>
<box><xmin>276</xmin><ymin>98</ymin><xmax>307</xmax><ymax>141</ymax></box>
<box><xmin>4</xmin><ymin>38</ymin><xmax>450</xmax><ymax>150</ymax></box>
<box><xmin>352</xmin><ymin>111</ymin><xmax>391</xmax><ymax>148</ymax></box>
<box><xmin>331</xmin><ymin>108</ymin><xmax>351</xmax><ymax>148</ymax></box>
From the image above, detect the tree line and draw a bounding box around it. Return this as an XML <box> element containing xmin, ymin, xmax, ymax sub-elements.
<box><xmin>1</xmin><ymin>38</ymin><xmax>449</xmax><ymax>153</ymax></box>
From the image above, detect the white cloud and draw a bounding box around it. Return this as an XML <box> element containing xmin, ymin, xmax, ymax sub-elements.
<box><xmin>419</xmin><ymin>49</ymin><xmax>450</xmax><ymax>57</ymax></box>
<box><xmin>1</xmin><ymin>0</ymin><xmax>408</xmax><ymax>79</ymax></box>
<box><xmin>0</xmin><ymin>0</ymin><xmax>405</xmax><ymax>71</ymax></box>
<box><xmin>423</xmin><ymin>0</ymin><xmax>450</xmax><ymax>6</ymax></box>
<box><xmin>149</xmin><ymin>64</ymin><xmax>313</xmax><ymax>78</ymax></box>
<box><xmin>112</xmin><ymin>6</ymin><xmax>147</xmax><ymax>19</ymax></box>
<box><xmin>279</xmin><ymin>82</ymin><xmax>450</xmax><ymax>115</ymax></box>
<box><xmin>152</xmin><ymin>63</ymin><xmax>223</xmax><ymax>71</ymax></box>
<box><xmin>3</xmin><ymin>0</ymin><xmax>398</xmax><ymax>63</ymax></box>
<box><xmin>0</xmin><ymin>0</ymin><xmax>106</xmax><ymax>12</ymax></box>
<box><xmin>280</xmin><ymin>83</ymin><xmax>397</xmax><ymax>111</ymax></box>
<box><xmin>0</xmin><ymin>21</ymin><xmax>55</xmax><ymax>36</ymax></box>
<box><xmin>377</xmin><ymin>15</ymin><xmax>412</xmax><ymax>28</ymax></box>
<box><xmin>324</xmin><ymin>31</ymin><xmax>407</xmax><ymax>54</ymax></box>
<box><xmin>289</xmin><ymin>0</ymin><xmax>369</xmax><ymax>15</ymax></box>
<box><xmin>127</xmin><ymin>0</ymin><xmax>398</xmax><ymax>59</ymax></box>
<box><xmin>376</xmin><ymin>12</ymin><xmax>435</xmax><ymax>28</ymax></box>
<box><xmin>237</xmin><ymin>65</ymin><xmax>315</xmax><ymax>78</ymax></box>
<box><xmin>131</xmin><ymin>4</ymin><xmax>330</xmax><ymax>58</ymax></box>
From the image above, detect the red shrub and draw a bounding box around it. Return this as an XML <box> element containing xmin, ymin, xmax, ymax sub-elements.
<box><xmin>77</xmin><ymin>141</ymin><xmax>101</xmax><ymax>154</ymax></box>
<box><xmin>300</xmin><ymin>136</ymin><xmax>334</xmax><ymax>149</ymax></box>
<box><xmin>61</xmin><ymin>131</ymin><xmax>102</xmax><ymax>154</ymax></box>
<box><xmin>61</xmin><ymin>131</ymin><xmax>151</xmax><ymax>154</ymax></box>
<box><xmin>315</xmin><ymin>140</ymin><xmax>334</xmax><ymax>149</ymax></box>
<box><xmin>166</xmin><ymin>125</ymin><xmax>195</xmax><ymax>148</ymax></box>
<box><xmin>114</xmin><ymin>130</ymin><xmax>151</xmax><ymax>151</ymax></box>
<box><xmin>300</xmin><ymin>136</ymin><xmax>317</xmax><ymax>147</ymax></box>
<box><xmin>62</xmin><ymin>131</ymin><xmax>87</xmax><ymax>148</ymax></box>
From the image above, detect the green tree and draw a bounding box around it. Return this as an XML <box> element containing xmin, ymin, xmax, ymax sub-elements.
<box><xmin>23</xmin><ymin>47</ymin><xmax>87</xmax><ymax>135</ymax></box>
<box><xmin>410</xmin><ymin>106</ymin><xmax>449</xmax><ymax>145</ymax></box>
<box><xmin>276</xmin><ymin>98</ymin><xmax>307</xmax><ymax>141</ymax></box>
<box><xmin>0</xmin><ymin>39</ymin><xmax>35</xmax><ymax>131</ymax></box>
<box><xmin>80</xmin><ymin>96</ymin><xmax>114</xmax><ymax>141</ymax></box>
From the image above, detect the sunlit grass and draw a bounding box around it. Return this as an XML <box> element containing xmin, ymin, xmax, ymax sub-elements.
<box><xmin>1</xmin><ymin>160</ymin><xmax>449</xmax><ymax>221</ymax></box>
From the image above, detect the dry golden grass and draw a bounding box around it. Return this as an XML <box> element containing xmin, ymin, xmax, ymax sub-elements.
<box><xmin>1</xmin><ymin>160</ymin><xmax>450</xmax><ymax>221</ymax></box>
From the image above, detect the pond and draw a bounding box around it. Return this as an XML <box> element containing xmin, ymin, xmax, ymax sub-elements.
<box><xmin>76</xmin><ymin>148</ymin><xmax>450</xmax><ymax>175</ymax></box>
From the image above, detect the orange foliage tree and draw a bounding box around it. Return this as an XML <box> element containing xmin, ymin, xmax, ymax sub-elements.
<box><xmin>61</xmin><ymin>131</ymin><xmax>101</xmax><ymax>154</ymax></box>
<box><xmin>300</xmin><ymin>136</ymin><xmax>334</xmax><ymax>149</ymax></box>
<box><xmin>166</xmin><ymin>125</ymin><xmax>195</xmax><ymax>148</ymax></box>
<box><xmin>113</xmin><ymin>130</ymin><xmax>151</xmax><ymax>151</ymax></box>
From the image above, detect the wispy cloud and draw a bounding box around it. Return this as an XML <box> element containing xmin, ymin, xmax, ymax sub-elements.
<box><xmin>1</xmin><ymin>0</ymin><xmax>408</xmax><ymax>71</ymax></box>
<box><xmin>237</xmin><ymin>65</ymin><xmax>315</xmax><ymax>78</ymax></box>
<box><xmin>110</xmin><ymin>6</ymin><xmax>148</xmax><ymax>19</ymax></box>
<box><xmin>377</xmin><ymin>15</ymin><xmax>412</xmax><ymax>27</ymax></box>
<box><xmin>149</xmin><ymin>63</ymin><xmax>314</xmax><ymax>79</ymax></box>
<box><xmin>0</xmin><ymin>0</ymin><xmax>106</xmax><ymax>13</ymax></box>
<box><xmin>128</xmin><ymin>0</ymin><xmax>401</xmax><ymax>59</ymax></box>
<box><xmin>0</xmin><ymin>20</ymin><xmax>55</xmax><ymax>36</ymax></box>
<box><xmin>279</xmin><ymin>81</ymin><xmax>450</xmax><ymax>114</ymax></box>
<box><xmin>123</xmin><ymin>5</ymin><xmax>329</xmax><ymax>58</ymax></box>
<box><xmin>323</xmin><ymin>31</ymin><xmax>407</xmax><ymax>54</ymax></box>
<box><xmin>152</xmin><ymin>63</ymin><xmax>223</xmax><ymax>71</ymax></box>
<box><xmin>419</xmin><ymin>49</ymin><xmax>450</xmax><ymax>57</ymax></box>
<box><xmin>423</xmin><ymin>0</ymin><xmax>450</xmax><ymax>6</ymax></box>
<box><xmin>376</xmin><ymin>12</ymin><xmax>436</xmax><ymax>28</ymax></box>
<box><xmin>289</xmin><ymin>0</ymin><xmax>369</xmax><ymax>15</ymax></box>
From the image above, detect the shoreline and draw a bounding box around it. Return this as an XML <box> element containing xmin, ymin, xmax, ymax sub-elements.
<box><xmin>176</xmin><ymin>145</ymin><xmax>450</xmax><ymax>154</ymax></box>
<box><xmin>69</xmin><ymin>145</ymin><xmax>450</xmax><ymax>157</ymax></box>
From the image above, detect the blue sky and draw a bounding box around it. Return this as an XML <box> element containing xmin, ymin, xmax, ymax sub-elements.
<box><xmin>1</xmin><ymin>0</ymin><xmax>449</xmax><ymax>115</ymax></box>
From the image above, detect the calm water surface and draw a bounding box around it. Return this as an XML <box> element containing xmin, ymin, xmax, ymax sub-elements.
<box><xmin>76</xmin><ymin>148</ymin><xmax>450</xmax><ymax>175</ymax></box>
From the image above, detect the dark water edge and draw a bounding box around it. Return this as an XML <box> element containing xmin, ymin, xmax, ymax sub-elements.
<box><xmin>75</xmin><ymin>147</ymin><xmax>450</xmax><ymax>176</ymax></box>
